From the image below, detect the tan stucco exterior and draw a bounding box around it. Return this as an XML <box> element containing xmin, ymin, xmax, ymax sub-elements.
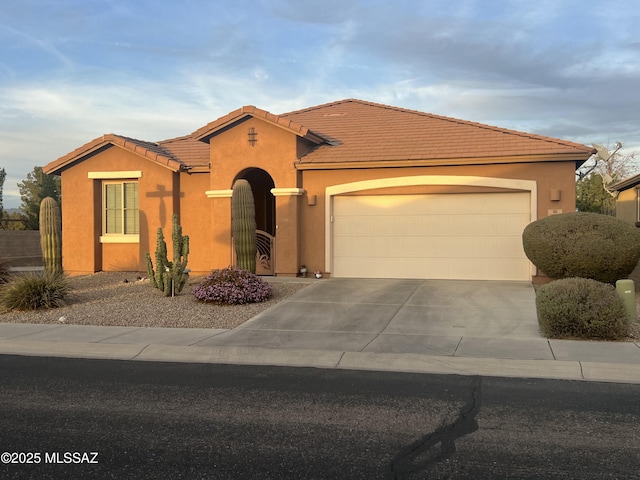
<box><xmin>614</xmin><ymin>187</ymin><xmax>638</xmax><ymax>227</ymax></box>
<box><xmin>618</xmin><ymin>188</ymin><xmax>637</xmax><ymax>224</ymax></box>
<box><xmin>58</xmin><ymin>147</ymin><xmax>210</xmax><ymax>275</ymax></box>
<box><xmin>44</xmin><ymin>99</ymin><xmax>594</xmax><ymax>281</ymax></box>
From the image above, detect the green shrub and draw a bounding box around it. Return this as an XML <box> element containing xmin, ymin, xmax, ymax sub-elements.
<box><xmin>523</xmin><ymin>212</ymin><xmax>640</xmax><ymax>283</ymax></box>
<box><xmin>536</xmin><ymin>277</ymin><xmax>628</xmax><ymax>340</ymax></box>
<box><xmin>0</xmin><ymin>272</ymin><xmax>70</xmax><ymax>311</ymax></box>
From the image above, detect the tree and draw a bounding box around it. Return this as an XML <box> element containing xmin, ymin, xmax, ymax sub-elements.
<box><xmin>1</xmin><ymin>211</ymin><xmax>27</xmax><ymax>230</ymax></box>
<box><xmin>18</xmin><ymin>167</ymin><xmax>61</xmax><ymax>230</ymax></box>
<box><xmin>576</xmin><ymin>142</ymin><xmax>637</xmax><ymax>214</ymax></box>
<box><xmin>576</xmin><ymin>172</ymin><xmax>616</xmax><ymax>214</ymax></box>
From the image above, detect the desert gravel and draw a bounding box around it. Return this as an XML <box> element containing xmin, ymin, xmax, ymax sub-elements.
<box><xmin>0</xmin><ymin>272</ymin><xmax>311</xmax><ymax>329</ymax></box>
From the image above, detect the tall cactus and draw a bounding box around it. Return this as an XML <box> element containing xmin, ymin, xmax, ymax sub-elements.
<box><xmin>231</xmin><ymin>179</ymin><xmax>256</xmax><ymax>273</ymax></box>
<box><xmin>39</xmin><ymin>196</ymin><xmax>62</xmax><ymax>276</ymax></box>
<box><xmin>145</xmin><ymin>214</ymin><xmax>190</xmax><ymax>296</ymax></box>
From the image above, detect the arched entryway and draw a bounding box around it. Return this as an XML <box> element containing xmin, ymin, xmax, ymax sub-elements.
<box><xmin>233</xmin><ymin>168</ymin><xmax>276</xmax><ymax>275</ymax></box>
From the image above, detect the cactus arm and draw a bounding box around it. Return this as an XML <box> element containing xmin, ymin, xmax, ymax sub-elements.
<box><xmin>145</xmin><ymin>252</ymin><xmax>157</xmax><ymax>288</ymax></box>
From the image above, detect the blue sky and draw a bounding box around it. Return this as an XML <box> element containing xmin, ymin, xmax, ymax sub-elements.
<box><xmin>1</xmin><ymin>0</ymin><xmax>639</xmax><ymax>209</ymax></box>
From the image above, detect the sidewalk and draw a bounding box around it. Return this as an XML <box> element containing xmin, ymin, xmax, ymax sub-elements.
<box><xmin>0</xmin><ymin>277</ymin><xmax>639</xmax><ymax>384</ymax></box>
<box><xmin>0</xmin><ymin>321</ymin><xmax>638</xmax><ymax>384</ymax></box>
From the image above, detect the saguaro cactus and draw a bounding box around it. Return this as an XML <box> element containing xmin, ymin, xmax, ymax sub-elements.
<box><xmin>231</xmin><ymin>179</ymin><xmax>256</xmax><ymax>273</ymax></box>
<box><xmin>39</xmin><ymin>196</ymin><xmax>62</xmax><ymax>275</ymax></box>
<box><xmin>145</xmin><ymin>214</ymin><xmax>190</xmax><ymax>296</ymax></box>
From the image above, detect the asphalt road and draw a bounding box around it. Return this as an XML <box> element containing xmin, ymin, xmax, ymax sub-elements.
<box><xmin>0</xmin><ymin>356</ymin><xmax>639</xmax><ymax>479</ymax></box>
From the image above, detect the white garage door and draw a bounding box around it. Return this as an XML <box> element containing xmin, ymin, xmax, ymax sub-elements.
<box><xmin>331</xmin><ymin>192</ymin><xmax>531</xmax><ymax>281</ymax></box>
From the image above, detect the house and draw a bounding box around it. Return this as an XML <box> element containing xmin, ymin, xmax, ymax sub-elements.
<box><xmin>610</xmin><ymin>174</ymin><xmax>640</xmax><ymax>227</ymax></box>
<box><xmin>43</xmin><ymin>98</ymin><xmax>595</xmax><ymax>282</ymax></box>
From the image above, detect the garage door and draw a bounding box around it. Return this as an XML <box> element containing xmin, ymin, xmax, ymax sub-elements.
<box><xmin>331</xmin><ymin>192</ymin><xmax>531</xmax><ymax>281</ymax></box>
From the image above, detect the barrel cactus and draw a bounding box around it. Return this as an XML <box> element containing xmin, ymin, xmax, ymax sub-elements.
<box><xmin>145</xmin><ymin>214</ymin><xmax>190</xmax><ymax>296</ymax></box>
<box><xmin>39</xmin><ymin>196</ymin><xmax>62</xmax><ymax>276</ymax></box>
<box><xmin>231</xmin><ymin>179</ymin><xmax>257</xmax><ymax>273</ymax></box>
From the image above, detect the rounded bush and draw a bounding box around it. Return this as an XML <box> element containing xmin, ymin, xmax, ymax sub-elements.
<box><xmin>536</xmin><ymin>277</ymin><xmax>628</xmax><ymax>340</ymax></box>
<box><xmin>0</xmin><ymin>272</ymin><xmax>69</xmax><ymax>311</ymax></box>
<box><xmin>523</xmin><ymin>212</ymin><xmax>640</xmax><ymax>283</ymax></box>
<box><xmin>192</xmin><ymin>266</ymin><xmax>273</xmax><ymax>305</ymax></box>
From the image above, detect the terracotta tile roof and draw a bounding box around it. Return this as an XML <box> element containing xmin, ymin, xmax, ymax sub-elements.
<box><xmin>192</xmin><ymin>105</ymin><xmax>326</xmax><ymax>144</ymax></box>
<box><xmin>280</xmin><ymin>99</ymin><xmax>596</xmax><ymax>165</ymax></box>
<box><xmin>158</xmin><ymin>135</ymin><xmax>210</xmax><ymax>170</ymax></box>
<box><xmin>44</xmin><ymin>134</ymin><xmax>205</xmax><ymax>174</ymax></box>
<box><xmin>45</xmin><ymin>98</ymin><xmax>595</xmax><ymax>176</ymax></box>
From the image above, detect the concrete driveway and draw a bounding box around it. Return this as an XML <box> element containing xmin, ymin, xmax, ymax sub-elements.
<box><xmin>196</xmin><ymin>278</ymin><xmax>544</xmax><ymax>358</ymax></box>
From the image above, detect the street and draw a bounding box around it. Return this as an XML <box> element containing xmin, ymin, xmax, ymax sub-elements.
<box><xmin>0</xmin><ymin>355</ymin><xmax>639</xmax><ymax>479</ymax></box>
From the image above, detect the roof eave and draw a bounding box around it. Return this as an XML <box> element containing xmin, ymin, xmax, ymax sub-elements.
<box><xmin>193</xmin><ymin>106</ymin><xmax>326</xmax><ymax>145</ymax></box>
<box><xmin>610</xmin><ymin>173</ymin><xmax>640</xmax><ymax>192</ymax></box>
<box><xmin>295</xmin><ymin>152</ymin><xmax>596</xmax><ymax>170</ymax></box>
<box><xmin>43</xmin><ymin>134</ymin><xmax>183</xmax><ymax>175</ymax></box>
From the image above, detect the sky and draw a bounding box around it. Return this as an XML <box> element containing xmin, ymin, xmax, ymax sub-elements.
<box><xmin>1</xmin><ymin>0</ymin><xmax>639</xmax><ymax>209</ymax></box>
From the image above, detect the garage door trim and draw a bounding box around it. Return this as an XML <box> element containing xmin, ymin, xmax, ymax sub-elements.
<box><xmin>325</xmin><ymin>175</ymin><xmax>537</xmax><ymax>277</ymax></box>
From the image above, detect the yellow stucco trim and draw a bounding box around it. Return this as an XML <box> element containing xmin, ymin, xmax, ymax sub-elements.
<box><xmin>206</xmin><ymin>187</ymin><xmax>304</xmax><ymax>199</ymax></box>
<box><xmin>324</xmin><ymin>175</ymin><xmax>538</xmax><ymax>275</ymax></box>
<box><xmin>205</xmin><ymin>189</ymin><xmax>234</xmax><ymax>198</ymax></box>
<box><xmin>100</xmin><ymin>235</ymin><xmax>140</xmax><ymax>244</ymax></box>
<box><xmin>270</xmin><ymin>188</ymin><xmax>305</xmax><ymax>197</ymax></box>
<box><xmin>88</xmin><ymin>171</ymin><xmax>142</xmax><ymax>179</ymax></box>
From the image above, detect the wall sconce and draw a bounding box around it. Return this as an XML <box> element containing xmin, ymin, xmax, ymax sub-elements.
<box><xmin>550</xmin><ymin>189</ymin><xmax>561</xmax><ymax>201</ymax></box>
<box><xmin>307</xmin><ymin>194</ymin><xmax>317</xmax><ymax>206</ymax></box>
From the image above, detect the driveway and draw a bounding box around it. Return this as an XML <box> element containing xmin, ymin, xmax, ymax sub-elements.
<box><xmin>195</xmin><ymin>278</ymin><xmax>544</xmax><ymax>358</ymax></box>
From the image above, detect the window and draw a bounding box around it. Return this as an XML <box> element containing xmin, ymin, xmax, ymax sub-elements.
<box><xmin>103</xmin><ymin>181</ymin><xmax>139</xmax><ymax>237</ymax></box>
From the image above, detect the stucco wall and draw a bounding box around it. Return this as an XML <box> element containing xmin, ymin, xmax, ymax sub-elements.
<box><xmin>208</xmin><ymin>118</ymin><xmax>300</xmax><ymax>190</ymax></box>
<box><xmin>178</xmin><ymin>172</ymin><xmax>212</xmax><ymax>274</ymax></box>
<box><xmin>59</xmin><ymin>147</ymin><xmax>182</xmax><ymax>274</ymax></box>
<box><xmin>297</xmin><ymin>161</ymin><xmax>577</xmax><ymax>275</ymax></box>
<box><xmin>205</xmin><ymin>118</ymin><xmax>303</xmax><ymax>275</ymax></box>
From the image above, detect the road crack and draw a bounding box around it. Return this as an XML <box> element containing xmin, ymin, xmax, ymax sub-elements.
<box><xmin>389</xmin><ymin>376</ymin><xmax>482</xmax><ymax>479</ymax></box>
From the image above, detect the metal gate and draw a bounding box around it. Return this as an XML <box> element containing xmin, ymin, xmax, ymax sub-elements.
<box><xmin>232</xmin><ymin>230</ymin><xmax>275</xmax><ymax>275</ymax></box>
<box><xmin>255</xmin><ymin>230</ymin><xmax>275</xmax><ymax>275</ymax></box>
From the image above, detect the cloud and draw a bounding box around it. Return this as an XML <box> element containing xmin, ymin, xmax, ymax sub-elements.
<box><xmin>2</xmin><ymin>0</ymin><xmax>640</xmax><ymax>208</ymax></box>
<box><xmin>0</xmin><ymin>22</ymin><xmax>74</xmax><ymax>70</ymax></box>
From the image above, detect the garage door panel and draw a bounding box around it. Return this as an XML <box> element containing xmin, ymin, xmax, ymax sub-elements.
<box><xmin>340</xmin><ymin>194</ymin><xmax>528</xmax><ymax>215</ymax></box>
<box><xmin>424</xmin><ymin>236</ymin><xmax>527</xmax><ymax>259</ymax></box>
<box><xmin>332</xmin><ymin>192</ymin><xmax>531</xmax><ymax>281</ymax></box>
<box><xmin>335</xmin><ymin>213</ymin><xmax>530</xmax><ymax>237</ymax></box>
<box><xmin>335</xmin><ymin>235</ymin><xmax>527</xmax><ymax>260</ymax></box>
<box><xmin>333</xmin><ymin>256</ymin><xmax>531</xmax><ymax>281</ymax></box>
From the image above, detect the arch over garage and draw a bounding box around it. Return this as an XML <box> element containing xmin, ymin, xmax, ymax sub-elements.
<box><xmin>325</xmin><ymin>175</ymin><xmax>538</xmax><ymax>280</ymax></box>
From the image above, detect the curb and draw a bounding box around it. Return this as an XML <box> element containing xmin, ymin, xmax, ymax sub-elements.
<box><xmin>0</xmin><ymin>339</ymin><xmax>638</xmax><ymax>385</ymax></box>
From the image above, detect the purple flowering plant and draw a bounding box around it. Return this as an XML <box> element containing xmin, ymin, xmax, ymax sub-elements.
<box><xmin>192</xmin><ymin>266</ymin><xmax>273</xmax><ymax>305</ymax></box>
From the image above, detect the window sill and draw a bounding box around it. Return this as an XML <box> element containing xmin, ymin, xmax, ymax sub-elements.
<box><xmin>100</xmin><ymin>235</ymin><xmax>140</xmax><ymax>244</ymax></box>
